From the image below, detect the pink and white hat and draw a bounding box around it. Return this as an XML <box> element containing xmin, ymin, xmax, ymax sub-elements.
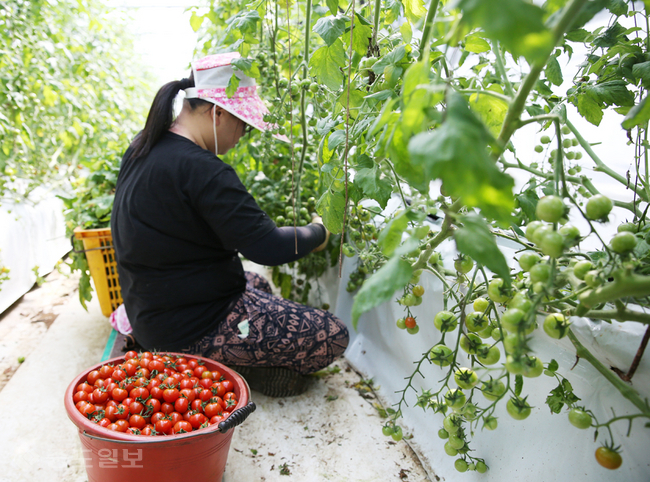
<box><xmin>184</xmin><ymin>52</ymin><xmax>286</xmax><ymax>141</ymax></box>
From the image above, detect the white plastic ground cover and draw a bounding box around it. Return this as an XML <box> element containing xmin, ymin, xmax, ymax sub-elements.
<box><xmin>0</xmin><ymin>189</ymin><xmax>71</xmax><ymax>315</ymax></box>
<box><xmin>334</xmin><ymin>229</ymin><xmax>650</xmax><ymax>482</ymax></box>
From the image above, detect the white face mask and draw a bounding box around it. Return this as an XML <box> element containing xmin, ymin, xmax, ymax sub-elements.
<box><xmin>212</xmin><ymin>105</ymin><xmax>218</xmax><ymax>156</ymax></box>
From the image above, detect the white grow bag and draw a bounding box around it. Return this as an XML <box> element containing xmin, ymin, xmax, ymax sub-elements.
<box><xmin>0</xmin><ymin>189</ymin><xmax>71</xmax><ymax>314</ymax></box>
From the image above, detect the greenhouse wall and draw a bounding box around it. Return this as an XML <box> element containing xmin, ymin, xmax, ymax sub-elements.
<box><xmin>335</xmin><ymin>232</ymin><xmax>650</xmax><ymax>482</ymax></box>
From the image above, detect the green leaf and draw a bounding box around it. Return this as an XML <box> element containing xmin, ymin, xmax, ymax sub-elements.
<box><xmin>562</xmin><ymin>0</ymin><xmax>609</xmax><ymax>32</ymax></box>
<box><xmin>565</xmin><ymin>28</ymin><xmax>591</xmax><ymax>43</ymax></box>
<box><xmin>545</xmin><ymin>56</ymin><xmax>563</xmax><ymax>86</ymax></box>
<box><xmin>328</xmin><ymin>130</ymin><xmax>347</xmax><ymax>150</ymax></box>
<box><xmin>464</xmin><ymin>34</ymin><xmax>491</xmax><ymax>53</ymax></box>
<box><xmin>226</xmin><ymin>74</ymin><xmax>240</xmax><ymax>98</ymax></box>
<box><xmin>226</xmin><ymin>10</ymin><xmax>261</xmax><ymax>36</ymax></box>
<box><xmin>403</xmin><ymin>0</ymin><xmax>427</xmax><ymax>24</ymax></box>
<box><xmin>231</xmin><ymin>58</ymin><xmax>261</xmax><ymax>79</ymax></box>
<box><xmin>546</xmin><ymin>379</ymin><xmax>581</xmax><ymax>414</ymax></box>
<box><xmin>350</xmin><ymin>16</ymin><xmax>372</xmax><ymax>56</ymax></box>
<box><xmin>190</xmin><ymin>12</ymin><xmax>205</xmax><ymax>32</ymax></box>
<box><xmin>371</xmin><ymin>45</ymin><xmax>406</xmax><ymax>75</ymax></box>
<box><xmin>468</xmin><ymin>89</ymin><xmax>509</xmax><ymax>136</ymax></box>
<box><xmin>632</xmin><ymin>61</ymin><xmax>650</xmax><ymax>89</ymax></box>
<box><xmin>607</xmin><ymin>0</ymin><xmax>628</xmax><ymax>16</ymax></box>
<box><xmin>457</xmin><ymin>0</ymin><xmax>553</xmax><ymax>64</ymax></box>
<box><xmin>326</xmin><ymin>0</ymin><xmax>339</xmax><ymax>15</ymax></box>
<box><xmin>574</xmin><ymin>92</ymin><xmax>604</xmax><ymax>126</ymax></box>
<box><xmin>309</xmin><ymin>39</ymin><xmax>346</xmax><ymax>90</ymax></box>
<box><xmin>514</xmin><ymin>375</ymin><xmax>523</xmax><ymax>397</ymax></box>
<box><xmin>454</xmin><ymin>214</ymin><xmax>511</xmax><ymax>284</ymax></box>
<box><xmin>622</xmin><ymin>96</ymin><xmax>650</xmax><ymax>130</ymax></box>
<box><xmin>313</xmin><ymin>15</ymin><xmax>348</xmax><ymax>46</ymax></box>
<box><xmin>400</xmin><ymin>22</ymin><xmax>413</xmax><ymax>44</ymax></box>
<box><xmin>547</xmin><ymin>359</ymin><xmax>559</xmax><ymax>372</ymax></box>
<box><xmin>377</xmin><ymin>210</ymin><xmax>410</xmax><ymax>256</ymax></box>
<box><xmin>351</xmin><ymin>256</ymin><xmax>413</xmax><ymax>329</ymax></box>
<box><xmin>316</xmin><ymin>188</ymin><xmax>347</xmax><ymax>234</ymax></box>
<box><xmin>516</xmin><ymin>189</ymin><xmax>539</xmax><ymax>221</ymax></box>
<box><xmin>587</xmin><ymin>80</ymin><xmax>635</xmax><ymax>107</ymax></box>
<box><xmin>353</xmin><ymin>155</ymin><xmax>393</xmax><ymax>209</ymax></box>
<box><xmin>408</xmin><ymin>91</ymin><xmax>515</xmax><ymax>221</ymax></box>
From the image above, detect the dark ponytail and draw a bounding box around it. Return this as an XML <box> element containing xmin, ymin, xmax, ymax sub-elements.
<box><xmin>127</xmin><ymin>75</ymin><xmax>195</xmax><ymax>161</ymax></box>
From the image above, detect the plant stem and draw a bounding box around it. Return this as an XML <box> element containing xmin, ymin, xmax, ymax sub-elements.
<box><xmin>584</xmin><ymin>308</ymin><xmax>650</xmax><ymax>325</ymax></box>
<box><xmin>372</xmin><ymin>0</ymin><xmax>381</xmax><ymax>49</ymax></box>
<box><xmin>492</xmin><ymin>41</ymin><xmax>515</xmax><ymax>98</ymax></box>
<box><xmin>567</xmin><ymin>329</ymin><xmax>650</xmax><ymax>417</ymax></box>
<box><xmin>496</xmin><ymin>0</ymin><xmax>589</xmax><ymax>154</ymax></box>
<box><xmin>577</xmin><ymin>270</ymin><xmax>650</xmax><ymax>309</ymax></box>
<box><xmin>418</xmin><ymin>0</ymin><xmax>441</xmax><ymax>62</ymax></box>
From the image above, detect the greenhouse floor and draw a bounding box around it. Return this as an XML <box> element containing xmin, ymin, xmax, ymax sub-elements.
<box><xmin>0</xmin><ymin>269</ymin><xmax>431</xmax><ymax>482</ymax></box>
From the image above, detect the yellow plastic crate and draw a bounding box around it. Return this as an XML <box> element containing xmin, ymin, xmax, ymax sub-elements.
<box><xmin>73</xmin><ymin>227</ymin><xmax>122</xmax><ymax>317</ymax></box>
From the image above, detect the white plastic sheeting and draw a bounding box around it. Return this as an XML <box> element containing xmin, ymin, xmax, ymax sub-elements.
<box><xmin>334</xmin><ymin>231</ymin><xmax>650</xmax><ymax>482</ymax></box>
<box><xmin>0</xmin><ymin>190</ymin><xmax>71</xmax><ymax>314</ymax></box>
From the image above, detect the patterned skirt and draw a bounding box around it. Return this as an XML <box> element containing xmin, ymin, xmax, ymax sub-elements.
<box><xmin>180</xmin><ymin>272</ymin><xmax>349</xmax><ymax>374</ymax></box>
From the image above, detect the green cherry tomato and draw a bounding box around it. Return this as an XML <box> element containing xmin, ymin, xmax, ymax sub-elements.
<box><xmin>391</xmin><ymin>425</ymin><xmax>403</xmax><ymax>441</ymax></box>
<box><xmin>483</xmin><ymin>416</ymin><xmax>498</xmax><ymax>431</ymax></box>
<box><xmin>481</xmin><ymin>379</ymin><xmax>506</xmax><ymax>401</ymax></box>
<box><xmin>382</xmin><ymin>425</ymin><xmax>394</xmax><ymax>436</ymax></box>
<box><xmin>529</xmin><ymin>263</ymin><xmax>552</xmax><ymax>283</ymax></box>
<box><xmin>465</xmin><ymin>311</ymin><xmax>489</xmax><ymax>332</ymax></box>
<box><xmin>534</xmin><ymin>144</ymin><xmax>544</xmax><ymax>153</ymax></box>
<box><xmin>525</xmin><ymin>221</ymin><xmax>544</xmax><ymax>242</ymax></box>
<box><xmin>523</xmin><ymin>355</ymin><xmax>544</xmax><ymax>378</ymax></box>
<box><xmin>536</xmin><ymin>195</ymin><xmax>565</xmax><ymax>223</ymax></box>
<box><xmin>429</xmin><ymin>344</ymin><xmax>454</xmax><ymax>367</ymax></box>
<box><xmin>438</xmin><ymin>428</ymin><xmax>449</xmax><ymax>439</ymax></box>
<box><xmin>487</xmin><ymin>278</ymin><xmax>509</xmax><ymax>303</ymax></box>
<box><xmin>505</xmin><ymin>355</ymin><xmax>525</xmax><ymax>375</ymax></box>
<box><xmin>402</xmin><ymin>293</ymin><xmax>417</xmax><ymax>306</ymax></box>
<box><xmin>454</xmin><ymin>367</ymin><xmax>479</xmax><ymax>390</ymax></box>
<box><xmin>506</xmin><ymin>396</ymin><xmax>532</xmax><ymax>420</ymax></box>
<box><xmin>518</xmin><ymin>252</ymin><xmax>541</xmax><ymax>272</ymax></box>
<box><xmin>406</xmin><ymin>325</ymin><xmax>420</xmax><ymax>335</ymax></box>
<box><xmin>610</xmin><ymin>231</ymin><xmax>637</xmax><ymax>254</ymax></box>
<box><xmin>568</xmin><ymin>408</ymin><xmax>592</xmax><ymax>429</ymax></box>
<box><xmin>396</xmin><ymin>318</ymin><xmax>407</xmax><ymax>330</ymax></box>
<box><xmin>540</xmin><ymin>135</ymin><xmax>551</xmax><ymax>144</ymax></box>
<box><xmin>477</xmin><ymin>345</ymin><xmax>501</xmax><ymax>365</ymax></box>
<box><xmin>509</xmin><ymin>292</ymin><xmax>532</xmax><ymax>312</ymax></box>
<box><xmin>584</xmin><ymin>270</ymin><xmax>602</xmax><ymax>288</ymax></box>
<box><xmin>477</xmin><ymin>325</ymin><xmax>494</xmax><ymax>339</ymax></box>
<box><xmin>539</xmin><ymin>231</ymin><xmax>565</xmax><ymax>258</ymax></box>
<box><xmin>342</xmin><ymin>243</ymin><xmax>356</xmax><ymax>257</ymax></box>
<box><xmin>444</xmin><ymin>389</ymin><xmax>467</xmax><ymax>411</ymax></box>
<box><xmin>476</xmin><ymin>461</ymin><xmax>488</xmax><ymax>473</ymax></box>
<box><xmin>595</xmin><ymin>446</ymin><xmax>622</xmax><ymax>470</ymax></box>
<box><xmin>501</xmin><ymin>308</ymin><xmax>525</xmax><ymax>333</ymax></box>
<box><xmin>448</xmin><ymin>434</ymin><xmax>465</xmax><ymax>450</ymax></box>
<box><xmin>473</xmin><ymin>297</ymin><xmax>489</xmax><ymax>312</ymax></box>
<box><xmin>617</xmin><ymin>222</ymin><xmax>637</xmax><ymax>233</ymax></box>
<box><xmin>585</xmin><ymin>194</ymin><xmax>613</xmax><ymax>220</ymax></box>
<box><xmin>573</xmin><ymin>260</ymin><xmax>593</xmax><ymax>280</ymax></box>
<box><xmin>455</xmin><ymin>458</ymin><xmax>468</xmax><ymax>473</ymax></box>
<box><xmin>543</xmin><ymin>313</ymin><xmax>570</xmax><ymax>339</ymax></box>
<box><xmin>434</xmin><ymin>311</ymin><xmax>458</xmax><ymax>332</ymax></box>
<box><xmin>460</xmin><ymin>333</ymin><xmax>483</xmax><ymax>355</ymax></box>
<box><xmin>454</xmin><ymin>256</ymin><xmax>474</xmax><ymax>274</ymax></box>
<box><xmin>532</xmin><ymin>225</ymin><xmax>554</xmax><ymax>246</ymax></box>
<box><xmin>412</xmin><ymin>285</ymin><xmax>425</xmax><ymax>297</ymax></box>
<box><xmin>443</xmin><ymin>414</ymin><xmax>461</xmax><ymax>434</ymax></box>
<box><xmin>444</xmin><ymin>441</ymin><xmax>459</xmax><ymax>456</ymax></box>
<box><xmin>559</xmin><ymin>224</ymin><xmax>581</xmax><ymax>242</ymax></box>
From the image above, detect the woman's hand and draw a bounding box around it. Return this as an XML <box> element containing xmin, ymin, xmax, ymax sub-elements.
<box><xmin>311</xmin><ymin>216</ymin><xmax>330</xmax><ymax>252</ymax></box>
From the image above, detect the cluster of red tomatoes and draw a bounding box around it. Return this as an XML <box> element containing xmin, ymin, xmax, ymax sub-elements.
<box><xmin>72</xmin><ymin>351</ymin><xmax>238</xmax><ymax>435</ymax></box>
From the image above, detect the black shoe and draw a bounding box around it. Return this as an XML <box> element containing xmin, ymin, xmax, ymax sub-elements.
<box><xmin>229</xmin><ymin>366</ymin><xmax>311</xmax><ymax>397</ymax></box>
